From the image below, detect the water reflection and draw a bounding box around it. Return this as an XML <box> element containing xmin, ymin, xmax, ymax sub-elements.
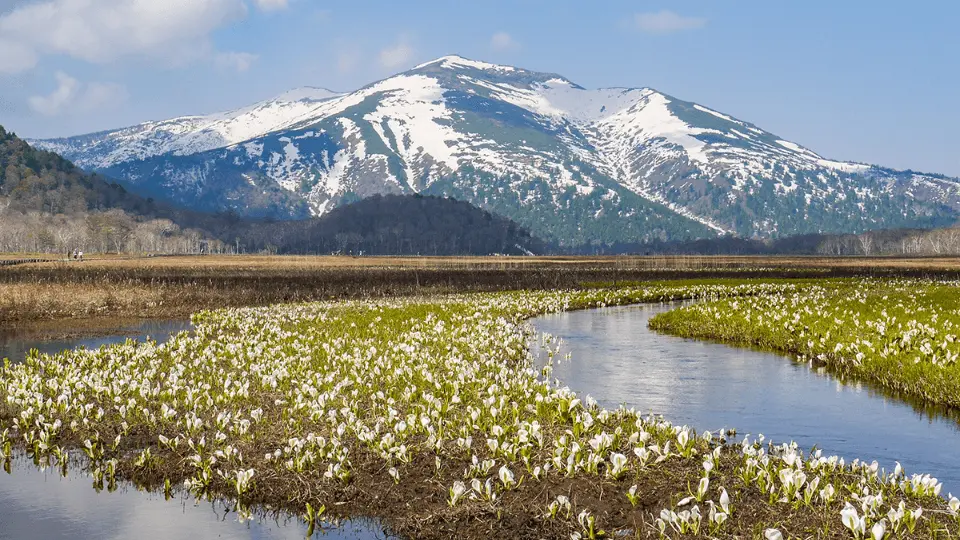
<box><xmin>532</xmin><ymin>303</ymin><xmax>960</xmax><ymax>495</ymax></box>
<box><xmin>0</xmin><ymin>319</ymin><xmax>194</xmax><ymax>364</ymax></box>
<box><xmin>0</xmin><ymin>320</ymin><xmax>389</xmax><ymax>539</ymax></box>
<box><xmin>0</xmin><ymin>458</ymin><xmax>385</xmax><ymax>540</ymax></box>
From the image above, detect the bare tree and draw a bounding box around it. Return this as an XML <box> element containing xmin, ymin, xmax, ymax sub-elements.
<box><xmin>857</xmin><ymin>233</ymin><xmax>875</xmax><ymax>256</ymax></box>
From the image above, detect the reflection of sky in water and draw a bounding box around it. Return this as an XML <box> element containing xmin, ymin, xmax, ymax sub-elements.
<box><xmin>0</xmin><ymin>321</ymin><xmax>387</xmax><ymax>540</ymax></box>
<box><xmin>532</xmin><ymin>303</ymin><xmax>960</xmax><ymax>495</ymax></box>
<box><xmin>0</xmin><ymin>460</ymin><xmax>385</xmax><ymax>539</ymax></box>
<box><xmin>0</xmin><ymin>319</ymin><xmax>195</xmax><ymax>364</ymax></box>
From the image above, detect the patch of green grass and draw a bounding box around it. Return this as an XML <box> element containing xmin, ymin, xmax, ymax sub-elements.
<box><xmin>651</xmin><ymin>279</ymin><xmax>960</xmax><ymax>407</ymax></box>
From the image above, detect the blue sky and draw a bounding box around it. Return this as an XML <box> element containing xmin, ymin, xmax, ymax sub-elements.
<box><xmin>0</xmin><ymin>0</ymin><xmax>957</xmax><ymax>175</ymax></box>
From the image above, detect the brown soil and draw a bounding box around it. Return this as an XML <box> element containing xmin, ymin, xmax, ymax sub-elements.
<box><xmin>57</xmin><ymin>441</ymin><xmax>955</xmax><ymax>540</ymax></box>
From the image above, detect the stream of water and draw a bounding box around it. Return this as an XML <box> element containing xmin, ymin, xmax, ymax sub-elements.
<box><xmin>0</xmin><ymin>319</ymin><xmax>194</xmax><ymax>365</ymax></box>
<box><xmin>0</xmin><ymin>319</ymin><xmax>387</xmax><ymax>540</ymax></box>
<box><xmin>0</xmin><ymin>458</ymin><xmax>382</xmax><ymax>540</ymax></box>
<box><xmin>3</xmin><ymin>301</ymin><xmax>959</xmax><ymax>538</ymax></box>
<box><xmin>531</xmin><ymin>303</ymin><xmax>960</xmax><ymax>495</ymax></box>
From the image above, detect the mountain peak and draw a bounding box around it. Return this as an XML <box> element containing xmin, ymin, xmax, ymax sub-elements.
<box><xmin>412</xmin><ymin>54</ymin><xmax>518</xmax><ymax>73</ymax></box>
<box><xmin>407</xmin><ymin>54</ymin><xmax>584</xmax><ymax>93</ymax></box>
<box><xmin>28</xmin><ymin>56</ymin><xmax>960</xmax><ymax>243</ymax></box>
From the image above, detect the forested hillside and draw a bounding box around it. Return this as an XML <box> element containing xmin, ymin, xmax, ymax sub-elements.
<box><xmin>0</xmin><ymin>127</ymin><xmax>545</xmax><ymax>255</ymax></box>
<box><xmin>237</xmin><ymin>194</ymin><xmax>545</xmax><ymax>255</ymax></box>
<box><xmin>0</xmin><ymin>125</ymin><xmax>228</xmax><ymax>253</ymax></box>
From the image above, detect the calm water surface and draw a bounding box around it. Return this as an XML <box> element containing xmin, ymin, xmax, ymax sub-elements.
<box><xmin>0</xmin><ymin>459</ymin><xmax>384</xmax><ymax>540</ymax></box>
<box><xmin>532</xmin><ymin>303</ymin><xmax>960</xmax><ymax>495</ymax></box>
<box><xmin>0</xmin><ymin>319</ymin><xmax>194</xmax><ymax>364</ymax></box>
<box><xmin>0</xmin><ymin>320</ymin><xmax>387</xmax><ymax>540</ymax></box>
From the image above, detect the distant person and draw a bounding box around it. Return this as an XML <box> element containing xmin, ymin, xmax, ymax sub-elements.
<box><xmin>78</xmin><ymin>251</ymin><xmax>84</xmax><ymax>261</ymax></box>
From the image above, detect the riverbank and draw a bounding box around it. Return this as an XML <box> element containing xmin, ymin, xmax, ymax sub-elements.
<box><xmin>7</xmin><ymin>254</ymin><xmax>960</xmax><ymax>327</ymax></box>
<box><xmin>650</xmin><ymin>279</ymin><xmax>960</xmax><ymax>409</ymax></box>
<box><xmin>0</xmin><ymin>256</ymin><xmax>760</xmax><ymax>326</ymax></box>
<box><xmin>2</xmin><ymin>283</ymin><xmax>957</xmax><ymax>539</ymax></box>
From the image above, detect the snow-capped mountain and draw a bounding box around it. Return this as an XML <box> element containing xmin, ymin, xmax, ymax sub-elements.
<box><xmin>35</xmin><ymin>86</ymin><xmax>344</xmax><ymax>170</ymax></box>
<box><xmin>32</xmin><ymin>55</ymin><xmax>960</xmax><ymax>243</ymax></box>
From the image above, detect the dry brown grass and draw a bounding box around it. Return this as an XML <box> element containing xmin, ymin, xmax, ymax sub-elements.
<box><xmin>3</xmin><ymin>253</ymin><xmax>960</xmax><ymax>329</ymax></box>
<box><xmin>14</xmin><ymin>253</ymin><xmax>960</xmax><ymax>271</ymax></box>
<box><xmin>0</xmin><ymin>282</ymin><xmax>171</xmax><ymax>323</ymax></box>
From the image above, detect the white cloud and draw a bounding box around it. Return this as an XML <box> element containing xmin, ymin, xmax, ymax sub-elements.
<box><xmin>632</xmin><ymin>10</ymin><xmax>707</xmax><ymax>34</ymax></box>
<box><xmin>0</xmin><ymin>39</ymin><xmax>37</xmax><ymax>73</ymax></box>
<box><xmin>379</xmin><ymin>36</ymin><xmax>414</xmax><ymax>69</ymax></box>
<box><xmin>490</xmin><ymin>31</ymin><xmax>520</xmax><ymax>52</ymax></box>
<box><xmin>215</xmin><ymin>51</ymin><xmax>259</xmax><ymax>72</ymax></box>
<box><xmin>28</xmin><ymin>71</ymin><xmax>127</xmax><ymax>117</ymax></box>
<box><xmin>0</xmin><ymin>0</ymin><xmax>249</xmax><ymax>73</ymax></box>
<box><xmin>253</xmin><ymin>0</ymin><xmax>288</xmax><ymax>11</ymax></box>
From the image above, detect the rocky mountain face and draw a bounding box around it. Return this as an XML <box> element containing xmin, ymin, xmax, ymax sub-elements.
<box><xmin>32</xmin><ymin>55</ymin><xmax>960</xmax><ymax>245</ymax></box>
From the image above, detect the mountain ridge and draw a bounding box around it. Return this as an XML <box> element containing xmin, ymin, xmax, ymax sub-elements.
<box><xmin>30</xmin><ymin>54</ymin><xmax>960</xmax><ymax>245</ymax></box>
<box><xmin>0</xmin><ymin>124</ymin><xmax>546</xmax><ymax>256</ymax></box>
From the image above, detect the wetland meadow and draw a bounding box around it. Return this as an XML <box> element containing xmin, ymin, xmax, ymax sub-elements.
<box><xmin>3</xmin><ymin>256</ymin><xmax>960</xmax><ymax>538</ymax></box>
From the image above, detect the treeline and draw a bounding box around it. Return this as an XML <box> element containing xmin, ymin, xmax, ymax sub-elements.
<box><xmin>0</xmin><ymin>192</ymin><xmax>544</xmax><ymax>256</ymax></box>
<box><xmin>0</xmin><ymin>203</ymin><xmax>231</xmax><ymax>254</ymax></box>
<box><xmin>0</xmin><ymin>126</ymin><xmax>230</xmax><ymax>254</ymax></box>
<box><xmin>576</xmin><ymin>227</ymin><xmax>960</xmax><ymax>256</ymax></box>
<box><xmin>810</xmin><ymin>227</ymin><xmax>960</xmax><ymax>256</ymax></box>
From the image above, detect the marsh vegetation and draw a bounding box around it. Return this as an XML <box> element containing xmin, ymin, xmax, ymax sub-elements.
<box><xmin>2</xmin><ymin>281</ymin><xmax>959</xmax><ymax>538</ymax></box>
<box><xmin>651</xmin><ymin>280</ymin><xmax>960</xmax><ymax>408</ymax></box>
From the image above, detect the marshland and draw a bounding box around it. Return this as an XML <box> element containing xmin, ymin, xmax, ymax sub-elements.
<box><xmin>2</xmin><ymin>257</ymin><xmax>960</xmax><ymax>538</ymax></box>
<box><xmin>5</xmin><ymin>1</ymin><xmax>959</xmax><ymax>537</ymax></box>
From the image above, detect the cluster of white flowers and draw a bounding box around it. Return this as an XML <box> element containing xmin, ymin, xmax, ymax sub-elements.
<box><xmin>657</xmin><ymin>280</ymin><xmax>960</xmax><ymax>399</ymax></box>
<box><xmin>0</xmin><ymin>281</ymin><xmax>954</xmax><ymax>538</ymax></box>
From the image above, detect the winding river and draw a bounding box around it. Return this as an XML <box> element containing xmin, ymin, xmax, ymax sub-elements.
<box><xmin>531</xmin><ymin>302</ymin><xmax>960</xmax><ymax>496</ymax></box>
<box><xmin>2</xmin><ymin>299</ymin><xmax>959</xmax><ymax>538</ymax></box>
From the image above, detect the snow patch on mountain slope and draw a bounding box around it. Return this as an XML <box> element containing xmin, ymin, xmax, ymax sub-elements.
<box><xmin>32</xmin><ymin>88</ymin><xmax>346</xmax><ymax>169</ymax></box>
<box><xmin>326</xmin><ymin>118</ymin><xmax>365</xmax><ymax>194</ymax></box>
<box><xmin>243</xmin><ymin>141</ymin><xmax>263</xmax><ymax>159</ymax></box>
<box><xmin>274</xmin><ymin>87</ymin><xmax>344</xmax><ymax>102</ymax></box>
<box><xmin>693</xmin><ymin>104</ymin><xmax>739</xmax><ymax>124</ymax></box>
<box><xmin>462</xmin><ymin>76</ymin><xmax>567</xmax><ymax>120</ymax></box>
<box><xmin>191</xmin><ymin>100</ymin><xmax>330</xmax><ymax>149</ymax></box>
<box><xmin>628</xmin><ymin>183</ymin><xmax>729</xmax><ymax>234</ymax></box>
<box><xmin>415</xmin><ymin>55</ymin><xmax>517</xmax><ymax>72</ymax></box>
<box><xmin>267</xmin><ymin>137</ymin><xmax>301</xmax><ymax>191</ymax></box>
<box><xmin>816</xmin><ymin>159</ymin><xmax>871</xmax><ymax>173</ymax></box>
<box><xmin>527</xmin><ymin>83</ymin><xmax>651</xmax><ymax>123</ymax></box>
<box><xmin>595</xmin><ymin>91</ymin><xmax>711</xmax><ymax>164</ymax></box>
<box><xmin>776</xmin><ymin>139</ymin><xmax>813</xmax><ymax>155</ymax></box>
<box><xmin>360</xmin><ymin>74</ymin><xmax>463</xmax><ymax>175</ymax></box>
